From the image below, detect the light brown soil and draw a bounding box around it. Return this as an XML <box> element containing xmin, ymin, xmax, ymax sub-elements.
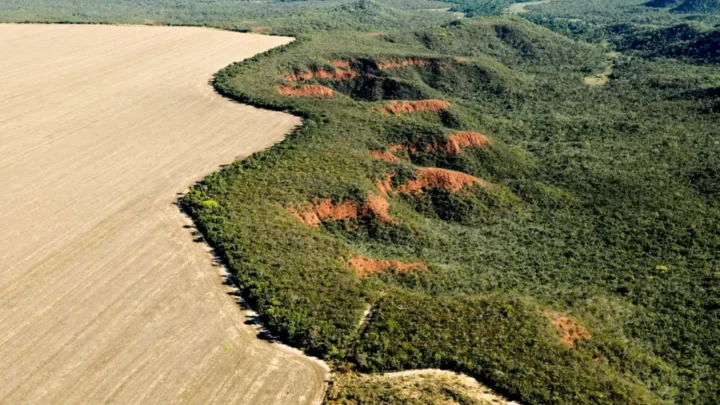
<box><xmin>443</xmin><ymin>131</ymin><xmax>491</xmax><ymax>154</ymax></box>
<box><xmin>315</xmin><ymin>198</ymin><xmax>360</xmax><ymax>221</ymax></box>
<box><xmin>379</xmin><ymin>99</ymin><xmax>450</xmax><ymax>114</ymax></box>
<box><xmin>543</xmin><ymin>312</ymin><xmax>592</xmax><ymax>348</ymax></box>
<box><xmin>386</xmin><ymin>131</ymin><xmax>490</xmax><ymax>157</ymax></box>
<box><xmin>282</xmin><ymin>69</ymin><xmax>357</xmax><ymax>82</ymax></box>
<box><xmin>376</xmin><ymin>58</ymin><xmax>428</xmax><ymax>70</ymax></box>
<box><xmin>361</xmin><ymin>193</ymin><xmax>394</xmax><ymax>223</ymax></box>
<box><xmin>283</xmin><ymin>71</ymin><xmax>315</xmax><ymax>81</ymax></box>
<box><xmin>328</xmin><ymin>370</ymin><xmax>521</xmax><ymax>405</ymax></box>
<box><xmin>346</xmin><ymin>255</ymin><xmax>427</xmax><ymax>277</ymax></box>
<box><xmin>328</xmin><ymin>59</ymin><xmax>351</xmax><ymax>69</ymax></box>
<box><xmin>375</xmin><ymin>174</ymin><xmax>394</xmax><ymax>197</ymax></box>
<box><xmin>287</xmin><ymin>198</ymin><xmax>358</xmax><ymax>226</ymax></box>
<box><xmin>314</xmin><ymin>69</ymin><xmax>357</xmax><ymax>81</ymax></box>
<box><xmin>286</xmin><ymin>206</ymin><xmax>324</xmax><ymax>227</ymax></box>
<box><xmin>0</xmin><ymin>24</ymin><xmax>326</xmax><ymax>405</ymax></box>
<box><xmin>397</xmin><ymin>168</ymin><xmax>487</xmax><ymax>194</ymax></box>
<box><xmin>370</xmin><ymin>150</ymin><xmax>400</xmax><ymax>162</ymax></box>
<box><xmin>365</xmin><ymin>32</ymin><xmax>385</xmax><ymax>37</ymax></box>
<box><xmin>251</xmin><ymin>26</ymin><xmax>271</xmax><ymax>32</ymax></box>
<box><xmin>584</xmin><ymin>56</ymin><xmax>615</xmax><ymax>87</ymax></box>
<box><xmin>287</xmin><ymin>194</ymin><xmax>393</xmax><ymax>227</ymax></box>
<box><xmin>505</xmin><ymin>0</ymin><xmax>551</xmax><ymax>14</ymax></box>
<box><xmin>277</xmin><ymin>84</ymin><xmax>335</xmax><ymax>98</ymax></box>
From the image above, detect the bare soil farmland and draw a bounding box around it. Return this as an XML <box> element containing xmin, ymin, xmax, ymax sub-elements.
<box><xmin>0</xmin><ymin>24</ymin><xmax>326</xmax><ymax>405</ymax></box>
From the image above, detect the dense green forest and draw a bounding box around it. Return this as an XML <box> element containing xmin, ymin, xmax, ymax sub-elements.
<box><xmin>3</xmin><ymin>0</ymin><xmax>718</xmax><ymax>404</ymax></box>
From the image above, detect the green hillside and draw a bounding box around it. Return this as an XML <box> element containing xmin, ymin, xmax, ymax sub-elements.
<box><xmin>181</xmin><ymin>15</ymin><xmax>720</xmax><ymax>405</ymax></box>
<box><xmin>673</xmin><ymin>0</ymin><xmax>720</xmax><ymax>12</ymax></box>
<box><xmin>645</xmin><ymin>0</ymin><xmax>681</xmax><ymax>8</ymax></box>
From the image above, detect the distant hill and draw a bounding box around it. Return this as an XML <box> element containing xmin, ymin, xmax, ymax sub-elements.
<box><xmin>613</xmin><ymin>23</ymin><xmax>720</xmax><ymax>63</ymax></box>
<box><xmin>672</xmin><ymin>0</ymin><xmax>720</xmax><ymax>13</ymax></box>
<box><xmin>645</xmin><ymin>0</ymin><xmax>680</xmax><ymax>8</ymax></box>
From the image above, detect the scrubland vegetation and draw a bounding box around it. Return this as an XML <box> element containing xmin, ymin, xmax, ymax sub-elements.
<box><xmin>4</xmin><ymin>0</ymin><xmax>718</xmax><ymax>404</ymax></box>
<box><xmin>180</xmin><ymin>7</ymin><xmax>719</xmax><ymax>404</ymax></box>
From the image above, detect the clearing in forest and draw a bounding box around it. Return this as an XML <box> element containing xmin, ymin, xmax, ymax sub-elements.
<box><xmin>0</xmin><ymin>24</ymin><xmax>326</xmax><ymax>405</ymax></box>
<box><xmin>505</xmin><ymin>0</ymin><xmax>551</xmax><ymax>14</ymax></box>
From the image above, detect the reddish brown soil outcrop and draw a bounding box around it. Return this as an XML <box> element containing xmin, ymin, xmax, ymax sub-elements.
<box><xmin>543</xmin><ymin>312</ymin><xmax>592</xmax><ymax>348</ymax></box>
<box><xmin>387</xmin><ymin>131</ymin><xmax>491</xmax><ymax>157</ymax></box>
<box><xmin>286</xmin><ymin>194</ymin><xmax>393</xmax><ymax>227</ymax></box>
<box><xmin>314</xmin><ymin>69</ymin><xmax>357</xmax><ymax>81</ymax></box>
<box><xmin>314</xmin><ymin>198</ymin><xmax>359</xmax><ymax>221</ymax></box>
<box><xmin>277</xmin><ymin>84</ymin><xmax>334</xmax><ymax>98</ymax></box>
<box><xmin>282</xmin><ymin>68</ymin><xmax>357</xmax><ymax>82</ymax></box>
<box><xmin>376</xmin><ymin>58</ymin><xmax>428</xmax><ymax>70</ymax></box>
<box><xmin>374</xmin><ymin>174</ymin><xmax>394</xmax><ymax>197</ymax></box>
<box><xmin>397</xmin><ymin>168</ymin><xmax>487</xmax><ymax>194</ymax></box>
<box><xmin>286</xmin><ymin>206</ymin><xmax>323</xmax><ymax>227</ymax></box>
<box><xmin>378</xmin><ymin>100</ymin><xmax>450</xmax><ymax>115</ymax></box>
<box><xmin>282</xmin><ymin>71</ymin><xmax>315</xmax><ymax>82</ymax></box>
<box><xmin>361</xmin><ymin>193</ymin><xmax>393</xmax><ymax>223</ymax></box>
<box><xmin>442</xmin><ymin>131</ymin><xmax>491</xmax><ymax>154</ymax></box>
<box><xmin>370</xmin><ymin>150</ymin><xmax>399</xmax><ymax>162</ymax></box>
<box><xmin>251</xmin><ymin>26</ymin><xmax>271</xmax><ymax>32</ymax></box>
<box><xmin>329</xmin><ymin>59</ymin><xmax>351</xmax><ymax>69</ymax></box>
<box><xmin>346</xmin><ymin>254</ymin><xmax>427</xmax><ymax>277</ymax></box>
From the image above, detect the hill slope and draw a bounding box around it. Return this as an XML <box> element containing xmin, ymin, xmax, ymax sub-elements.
<box><xmin>673</xmin><ymin>0</ymin><xmax>720</xmax><ymax>12</ymax></box>
<box><xmin>184</xmin><ymin>16</ymin><xmax>720</xmax><ymax>405</ymax></box>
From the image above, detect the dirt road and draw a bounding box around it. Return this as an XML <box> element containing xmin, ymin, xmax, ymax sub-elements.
<box><xmin>0</xmin><ymin>24</ymin><xmax>326</xmax><ymax>404</ymax></box>
<box><xmin>505</xmin><ymin>0</ymin><xmax>551</xmax><ymax>14</ymax></box>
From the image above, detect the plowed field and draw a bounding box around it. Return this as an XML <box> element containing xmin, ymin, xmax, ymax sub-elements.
<box><xmin>0</xmin><ymin>24</ymin><xmax>325</xmax><ymax>405</ymax></box>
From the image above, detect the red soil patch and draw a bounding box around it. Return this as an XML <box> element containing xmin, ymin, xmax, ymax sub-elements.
<box><xmin>329</xmin><ymin>59</ymin><xmax>351</xmax><ymax>69</ymax></box>
<box><xmin>277</xmin><ymin>84</ymin><xmax>334</xmax><ymax>98</ymax></box>
<box><xmin>362</xmin><ymin>193</ymin><xmax>393</xmax><ymax>223</ymax></box>
<box><xmin>282</xmin><ymin>71</ymin><xmax>314</xmax><ymax>82</ymax></box>
<box><xmin>383</xmin><ymin>132</ymin><xmax>490</xmax><ymax>158</ymax></box>
<box><xmin>143</xmin><ymin>19</ymin><xmax>155</xmax><ymax>25</ymax></box>
<box><xmin>282</xmin><ymin>69</ymin><xmax>357</xmax><ymax>82</ymax></box>
<box><xmin>314</xmin><ymin>198</ymin><xmax>359</xmax><ymax>222</ymax></box>
<box><xmin>286</xmin><ymin>194</ymin><xmax>393</xmax><ymax>227</ymax></box>
<box><xmin>397</xmin><ymin>168</ymin><xmax>486</xmax><ymax>194</ymax></box>
<box><xmin>370</xmin><ymin>150</ymin><xmax>399</xmax><ymax>162</ymax></box>
<box><xmin>378</xmin><ymin>100</ymin><xmax>450</xmax><ymax>115</ymax></box>
<box><xmin>346</xmin><ymin>254</ymin><xmax>427</xmax><ymax>277</ymax></box>
<box><xmin>543</xmin><ymin>312</ymin><xmax>592</xmax><ymax>349</ymax></box>
<box><xmin>314</xmin><ymin>69</ymin><xmax>357</xmax><ymax>81</ymax></box>
<box><xmin>285</xmin><ymin>206</ymin><xmax>322</xmax><ymax>227</ymax></box>
<box><xmin>251</xmin><ymin>26</ymin><xmax>271</xmax><ymax>32</ymax></box>
<box><xmin>374</xmin><ymin>174</ymin><xmax>394</xmax><ymax>197</ymax></box>
<box><xmin>376</xmin><ymin>58</ymin><xmax>428</xmax><ymax>70</ymax></box>
<box><xmin>442</xmin><ymin>131</ymin><xmax>491</xmax><ymax>155</ymax></box>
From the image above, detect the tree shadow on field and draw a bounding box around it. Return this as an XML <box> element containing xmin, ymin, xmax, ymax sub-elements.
<box><xmin>174</xmin><ymin>197</ymin><xmax>279</xmax><ymax>344</ymax></box>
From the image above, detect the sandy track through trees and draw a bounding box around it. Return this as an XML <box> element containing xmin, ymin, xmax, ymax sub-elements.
<box><xmin>0</xmin><ymin>24</ymin><xmax>326</xmax><ymax>404</ymax></box>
